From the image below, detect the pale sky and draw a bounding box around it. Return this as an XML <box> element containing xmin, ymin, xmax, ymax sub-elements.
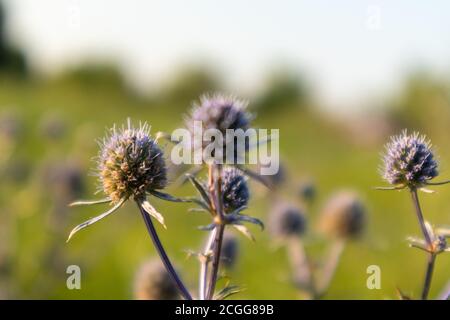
<box><xmin>4</xmin><ymin>0</ymin><xmax>450</xmax><ymax>111</ymax></box>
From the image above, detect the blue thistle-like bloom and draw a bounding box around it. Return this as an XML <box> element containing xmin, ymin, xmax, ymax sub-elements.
<box><xmin>187</xmin><ymin>93</ymin><xmax>251</xmax><ymax>134</ymax></box>
<box><xmin>185</xmin><ymin>93</ymin><xmax>253</xmax><ymax>162</ymax></box>
<box><xmin>221</xmin><ymin>167</ymin><xmax>250</xmax><ymax>213</ymax></box>
<box><xmin>98</xmin><ymin>122</ymin><xmax>167</xmax><ymax>203</ymax></box>
<box><xmin>67</xmin><ymin>120</ymin><xmax>173</xmax><ymax>242</ymax></box>
<box><xmin>269</xmin><ymin>202</ymin><xmax>307</xmax><ymax>239</ymax></box>
<box><xmin>382</xmin><ymin>130</ymin><xmax>438</xmax><ymax>188</ymax></box>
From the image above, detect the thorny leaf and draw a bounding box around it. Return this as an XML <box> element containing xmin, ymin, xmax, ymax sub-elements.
<box><xmin>69</xmin><ymin>198</ymin><xmax>111</xmax><ymax>207</ymax></box>
<box><xmin>214</xmin><ymin>285</ymin><xmax>244</xmax><ymax>300</ymax></box>
<box><xmin>236</xmin><ymin>165</ymin><xmax>271</xmax><ymax>188</ymax></box>
<box><xmin>67</xmin><ymin>198</ymin><xmax>125</xmax><ymax>242</ymax></box>
<box><xmin>186</xmin><ymin>174</ymin><xmax>212</xmax><ymax>210</ymax></box>
<box><xmin>149</xmin><ymin>190</ymin><xmax>191</xmax><ymax>203</ymax></box>
<box><xmin>140</xmin><ymin>199</ymin><xmax>167</xmax><ymax>229</ymax></box>
<box><xmin>226</xmin><ymin>212</ymin><xmax>264</xmax><ymax>230</ymax></box>
<box><xmin>232</xmin><ymin>224</ymin><xmax>255</xmax><ymax>241</ymax></box>
<box><xmin>198</xmin><ymin>223</ymin><xmax>216</xmax><ymax>231</ymax></box>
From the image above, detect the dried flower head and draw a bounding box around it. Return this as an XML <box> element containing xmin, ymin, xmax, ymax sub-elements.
<box><xmin>185</xmin><ymin>93</ymin><xmax>253</xmax><ymax>161</ymax></box>
<box><xmin>68</xmin><ymin>120</ymin><xmax>178</xmax><ymax>242</ymax></box>
<box><xmin>269</xmin><ymin>202</ymin><xmax>307</xmax><ymax>239</ymax></box>
<box><xmin>97</xmin><ymin>121</ymin><xmax>167</xmax><ymax>203</ymax></box>
<box><xmin>382</xmin><ymin>130</ymin><xmax>438</xmax><ymax>189</ymax></box>
<box><xmin>221</xmin><ymin>167</ymin><xmax>250</xmax><ymax>214</ymax></box>
<box><xmin>318</xmin><ymin>191</ymin><xmax>366</xmax><ymax>239</ymax></box>
<box><xmin>133</xmin><ymin>259</ymin><xmax>179</xmax><ymax>300</ymax></box>
<box><xmin>220</xmin><ymin>232</ymin><xmax>239</xmax><ymax>269</ymax></box>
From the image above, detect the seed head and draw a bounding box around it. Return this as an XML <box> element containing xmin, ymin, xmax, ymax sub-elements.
<box><xmin>269</xmin><ymin>202</ymin><xmax>307</xmax><ymax>239</ymax></box>
<box><xmin>382</xmin><ymin>130</ymin><xmax>438</xmax><ymax>188</ymax></box>
<box><xmin>221</xmin><ymin>167</ymin><xmax>250</xmax><ymax>213</ymax></box>
<box><xmin>97</xmin><ymin>121</ymin><xmax>167</xmax><ymax>203</ymax></box>
<box><xmin>318</xmin><ymin>191</ymin><xmax>366</xmax><ymax>239</ymax></box>
<box><xmin>133</xmin><ymin>259</ymin><xmax>179</xmax><ymax>300</ymax></box>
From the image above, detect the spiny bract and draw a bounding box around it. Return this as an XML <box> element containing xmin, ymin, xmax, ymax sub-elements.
<box><xmin>382</xmin><ymin>130</ymin><xmax>438</xmax><ymax>188</ymax></box>
<box><xmin>97</xmin><ymin>121</ymin><xmax>167</xmax><ymax>203</ymax></box>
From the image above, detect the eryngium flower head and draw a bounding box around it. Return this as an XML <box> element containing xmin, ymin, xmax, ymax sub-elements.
<box><xmin>221</xmin><ymin>167</ymin><xmax>250</xmax><ymax>213</ymax></box>
<box><xmin>133</xmin><ymin>259</ymin><xmax>179</xmax><ymax>300</ymax></box>
<box><xmin>185</xmin><ymin>93</ymin><xmax>253</xmax><ymax>161</ymax></box>
<box><xmin>382</xmin><ymin>130</ymin><xmax>438</xmax><ymax>188</ymax></box>
<box><xmin>318</xmin><ymin>191</ymin><xmax>365</xmax><ymax>239</ymax></box>
<box><xmin>98</xmin><ymin>121</ymin><xmax>167</xmax><ymax>203</ymax></box>
<box><xmin>269</xmin><ymin>202</ymin><xmax>307</xmax><ymax>239</ymax></box>
<box><xmin>220</xmin><ymin>232</ymin><xmax>239</xmax><ymax>269</ymax></box>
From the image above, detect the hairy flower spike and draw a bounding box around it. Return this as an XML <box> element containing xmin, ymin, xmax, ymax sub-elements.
<box><xmin>98</xmin><ymin>121</ymin><xmax>167</xmax><ymax>203</ymax></box>
<box><xmin>221</xmin><ymin>167</ymin><xmax>250</xmax><ymax>214</ymax></box>
<box><xmin>382</xmin><ymin>130</ymin><xmax>438</xmax><ymax>189</ymax></box>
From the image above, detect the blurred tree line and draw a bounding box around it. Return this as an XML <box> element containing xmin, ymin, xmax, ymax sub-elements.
<box><xmin>0</xmin><ymin>2</ymin><xmax>27</xmax><ymax>77</ymax></box>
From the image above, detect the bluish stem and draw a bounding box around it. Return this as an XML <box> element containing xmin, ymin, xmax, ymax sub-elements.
<box><xmin>137</xmin><ymin>202</ymin><xmax>192</xmax><ymax>300</ymax></box>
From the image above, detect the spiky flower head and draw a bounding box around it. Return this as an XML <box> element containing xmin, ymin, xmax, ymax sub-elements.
<box><xmin>68</xmin><ymin>120</ymin><xmax>177</xmax><ymax>242</ymax></box>
<box><xmin>98</xmin><ymin>121</ymin><xmax>167</xmax><ymax>203</ymax></box>
<box><xmin>269</xmin><ymin>202</ymin><xmax>307</xmax><ymax>239</ymax></box>
<box><xmin>221</xmin><ymin>167</ymin><xmax>250</xmax><ymax>214</ymax></box>
<box><xmin>318</xmin><ymin>191</ymin><xmax>365</xmax><ymax>239</ymax></box>
<box><xmin>185</xmin><ymin>93</ymin><xmax>253</xmax><ymax>162</ymax></box>
<box><xmin>382</xmin><ymin>130</ymin><xmax>438</xmax><ymax>189</ymax></box>
<box><xmin>133</xmin><ymin>259</ymin><xmax>179</xmax><ymax>300</ymax></box>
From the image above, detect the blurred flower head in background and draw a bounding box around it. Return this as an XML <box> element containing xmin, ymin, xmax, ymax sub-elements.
<box><xmin>133</xmin><ymin>258</ymin><xmax>179</xmax><ymax>300</ymax></box>
<box><xmin>318</xmin><ymin>191</ymin><xmax>366</xmax><ymax>239</ymax></box>
<box><xmin>269</xmin><ymin>202</ymin><xmax>307</xmax><ymax>240</ymax></box>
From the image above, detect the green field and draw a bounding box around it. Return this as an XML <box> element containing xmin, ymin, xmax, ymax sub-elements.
<box><xmin>1</xmin><ymin>75</ymin><xmax>449</xmax><ymax>300</ymax></box>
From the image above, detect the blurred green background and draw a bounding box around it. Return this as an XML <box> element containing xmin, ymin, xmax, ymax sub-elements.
<box><xmin>0</xmin><ymin>1</ymin><xmax>449</xmax><ymax>300</ymax></box>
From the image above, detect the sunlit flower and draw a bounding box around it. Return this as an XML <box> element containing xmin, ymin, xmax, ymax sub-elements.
<box><xmin>382</xmin><ymin>130</ymin><xmax>438</xmax><ymax>189</ymax></box>
<box><xmin>67</xmin><ymin>120</ymin><xmax>179</xmax><ymax>242</ymax></box>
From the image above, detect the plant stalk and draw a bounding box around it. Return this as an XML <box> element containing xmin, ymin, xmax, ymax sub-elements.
<box><xmin>316</xmin><ymin>239</ymin><xmax>345</xmax><ymax>298</ymax></box>
<box><xmin>199</xmin><ymin>227</ymin><xmax>217</xmax><ymax>300</ymax></box>
<box><xmin>206</xmin><ymin>223</ymin><xmax>225</xmax><ymax>299</ymax></box>
<box><xmin>137</xmin><ymin>202</ymin><xmax>192</xmax><ymax>300</ymax></box>
<box><xmin>409</xmin><ymin>188</ymin><xmax>435</xmax><ymax>300</ymax></box>
<box><xmin>421</xmin><ymin>253</ymin><xmax>436</xmax><ymax>300</ymax></box>
<box><xmin>410</xmin><ymin>188</ymin><xmax>432</xmax><ymax>246</ymax></box>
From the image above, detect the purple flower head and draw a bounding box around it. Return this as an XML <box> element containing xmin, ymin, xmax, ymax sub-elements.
<box><xmin>382</xmin><ymin>130</ymin><xmax>438</xmax><ymax>188</ymax></box>
<box><xmin>97</xmin><ymin>121</ymin><xmax>167</xmax><ymax>203</ymax></box>
<box><xmin>185</xmin><ymin>93</ymin><xmax>253</xmax><ymax>162</ymax></box>
<box><xmin>269</xmin><ymin>202</ymin><xmax>307</xmax><ymax>239</ymax></box>
<box><xmin>221</xmin><ymin>167</ymin><xmax>250</xmax><ymax>214</ymax></box>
